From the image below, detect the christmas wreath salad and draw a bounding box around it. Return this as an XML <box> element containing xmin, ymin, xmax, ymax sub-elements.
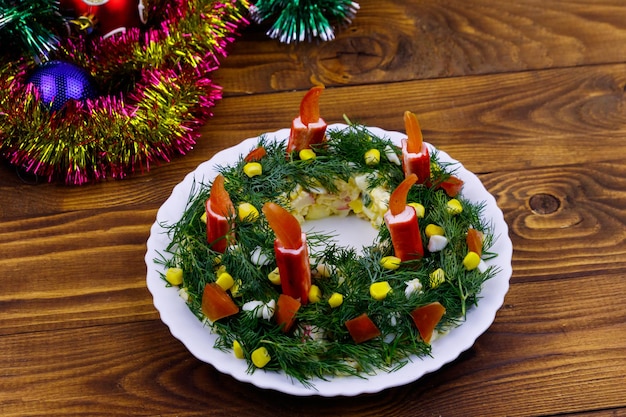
<box><xmin>158</xmin><ymin>87</ymin><xmax>498</xmax><ymax>386</ymax></box>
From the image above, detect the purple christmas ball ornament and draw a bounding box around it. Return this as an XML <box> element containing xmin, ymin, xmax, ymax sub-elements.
<box><xmin>27</xmin><ymin>61</ymin><xmax>98</xmax><ymax>112</ymax></box>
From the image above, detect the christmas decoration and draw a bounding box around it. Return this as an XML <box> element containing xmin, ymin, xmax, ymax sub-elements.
<box><xmin>60</xmin><ymin>0</ymin><xmax>144</xmax><ymax>38</ymax></box>
<box><xmin>27</xmin><ymin>60</ymin><xmax>98</xmax><ymax>112</ymax></box>
<box><xmin>250</xmin><ymin>0</ymin><xmax>359</xmax><ymax>43</ymax></box>
<box><xmin>0</xmin><ymin>0</ymin><xmax>66</xmax><ymax>61</ymax></box>
<box><xmin>0</xmin><ymin>0</ymin><xmax>249</xmax><ymax>184</ymax></box>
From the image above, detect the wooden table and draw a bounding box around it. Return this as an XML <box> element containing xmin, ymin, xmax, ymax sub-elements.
<box><xmin>2</xmin><ymin>1</ymin><xmax>626</xmax><ymax>415</ymax></box>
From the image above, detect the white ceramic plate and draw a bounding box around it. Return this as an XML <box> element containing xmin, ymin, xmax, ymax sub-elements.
<box><xmin>146</xmin><ymin>124</ymin><xmax>513</xmax><ymax>397</ymax></box>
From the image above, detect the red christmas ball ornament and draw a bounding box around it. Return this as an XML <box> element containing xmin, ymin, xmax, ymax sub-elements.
<box><xmin>61</xmin><ymin>0</ymin><xmax>144</xmax><ymax>38</ymax></box>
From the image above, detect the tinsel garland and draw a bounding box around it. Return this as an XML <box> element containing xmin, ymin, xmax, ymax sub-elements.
<box><xmin>0</xmin><ymin>0</ymin><xmax>249</xmax><ymax>184</ymax></box>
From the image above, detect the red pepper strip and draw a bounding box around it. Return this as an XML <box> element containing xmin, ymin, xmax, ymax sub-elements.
<box><xmin>262</xmin><ymin>202</ymin><xmax>312</xmax><ymax>303</ymax></box>
<box><xmin>410</xmin><ymin>302</ymin><xmax>446</xmax><ymax>344</ymax></box>
<box><xmin>275</xmin><ymin>294</ymin><xmax>301</xmax><ymax>333</ymax></box>
<box><xmin>300</xmin><ymin>85</ymin><xmax>324</xmax><ymax>124</ymax></box>
<box><xmin>466</xmin><ymin>228</ymin><xmax>483</xmax><ymax>257</ymax></box>
<box><xmin>384</xmin><ymin>174</ymin><xmax>424</xmax><ymax>261</ymax></box>
<box><xmin>262</xmin><ymin>202</ymin><xmax>302</xmax><ymax>249</ymax></box>
<box><xmin>345</xmin><ymin>313</ymin><xmax>381</xmax><ymax>344</ymax></box>
<box><xmin>286</xmin><ymin>86</ymin><xmax>327</xmax><ymax>154</ymax></box>
<box><xmin>404</xmin><ymin>111</ymin><xmax>423</xmax><ymax>153</ymax></box>
<box><xmin>401</xmin><ymin>111</ymin><xmax>430</xmax><ymax>183</ymax></box>
<box><xmin>201</xmin><ymin>283</ymin><xmax>239</xmax><ymax>322</ymax></box>
<box><xmin>439</xmin><ymin>175</ymin><xmax>464</xmax><ymax>197</ymax></box>
<box><xmin>389</xmin><ymin>173</ymin><xmax>417</xmax><ymax>215</ymax></box>
<box><xmin>244</xmin><ymin>146</ymin><xmax>267</xmax><ymax>162</ymax></box>
<box><xmin>205</xmin><ymin>174</ymin><xmax>235</xmax><ymax>253</ymax></box>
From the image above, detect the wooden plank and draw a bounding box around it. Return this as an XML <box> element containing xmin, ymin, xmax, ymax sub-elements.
<box><xmin>216</xmin><ymin>0</ymin><xmax>626</xmax><ymax>94</ymax></box>
<box><xmin>0</xmin><ymin>208</ymin><xmax>158</xmax><ymax>335</ymax></box>
<box><xmin>482</xmin><ymin>160</ymin><xmax>626</xmax><ymax>281</ymax></box>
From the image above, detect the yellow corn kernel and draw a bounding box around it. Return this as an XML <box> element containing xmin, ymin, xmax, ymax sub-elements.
<box><xmin>364</xmin><ymin>148</ymin><xmax>381</xmax><ymax>166</ymax></box>
<box><xmin>268</xmin><ymin>267</ymin><xmax>281</xmax><ymax>285</ymax></box>
<box><xmin>447</xmin><ymin>198</ymin><xmax>463</xmax><ymax>214</ymax></box>
<box><xmin>216</xmin><ymin>272</ymin><xmax>235</xmax><ymax>291</ymax></box>
<box><xmin>370</xmin><ymin>281</ymin><xmax>392</xmax><ymax>300</ymax></box>
<box><xmin>463</xmin><ymin>251</ymin><xmax>481</xmax><ymax>270</ymax></box>
<box><xmin>328</xmin><ymin>292</ymin><xmax>344</xmax><ymax>308</ymax></box>
<box><xmin>165</xmin><ymin>267</ymin><xmax>183</xmax><ymax>286</ymax></box>
<box><xmin>308</xmin><ymin>285</ymin><xmax>322</xmax><ymax>303</ymax></box>
<box><xmin>200</xmin><ymin>211</ymin><xmax>207</xmax><ymax>223</ymax></box>
<box><xmin>233</xmin><ymin>340</ymin><xmax>245</xmax><ymax>359</ymax></box>
<box><xmin>299</xmin><ymin>149</ymin><xmax>316</xmax><ymax>160</ymax></box>
<box><xmin>425</xmin><ymin>224</ymin><xmax>445</xmax><ymax>238</ymax></box>
<box><xmin>380</xmin><ymin>256</ymin><xmax>401</xmax><ymax>270</ymax></box>
<box><xmin>237</xmin><ymin>202</ymin><xmax>259</xmax><ymax>221</ymax></box>
<box><xmin>429</xmin><ymin>268</ymin><xmax>446</xmax><ymax>288</ymax></box>
<box><xmin>243</xmin><ymin>162</ymin><xmax>262</xmax><ymax>177</ymax></box>
<box><xmin>251</xmin><ymin>347</ymin><xmax>271</xmax><ymax>368</ymax></box>
<box><xmin>348</xmin><ymin>199</ymin><xmax>363</xmax><ymax>214</ymax></box>
<box><xmin>408</xmin><ymin>202</ymin><xmax>425</xmax><ymax>218</ymax></box>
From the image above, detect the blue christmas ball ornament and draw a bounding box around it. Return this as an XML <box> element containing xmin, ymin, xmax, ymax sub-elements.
<box><xmin>27</xmin><ymin>61</ymin><xmax>98</xmax><ymax>112</ymax></box>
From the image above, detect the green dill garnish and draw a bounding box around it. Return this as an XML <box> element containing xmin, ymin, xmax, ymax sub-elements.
<box><xmin>156</xmin><ymin>123</ymin><xmax>497</xmax><ymax>386</ymax></box>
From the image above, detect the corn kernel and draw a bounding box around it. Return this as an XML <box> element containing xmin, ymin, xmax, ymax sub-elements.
<box><xmin>370</xmin><ymin>281</ymin><xmax>392</xmax><ymax>300</ymax></box>
<box><xmin>328</xmin><ymin>292</ymin><xmax>344</xmax><ymax>308</ymax></box>
<box><xmin>233</xmin><ymin>340</ymin><xmax>245</xmax><ymax>359</ymax></box>
<box><xmin>299</xmin><ymin>149</ymin><xmax>316</xmax><ymax>160</ymax></box>
<box><xmin>380</xmin><ymin>256</ymin><xmax>401</xmax><ymax>270</ymax></box>
<box><xmin>243</xmin><ymin>162</ymin><xmax>262</xmax><ymax>177</ymax></box>
<box><xmin>364</xmin><ymin>149</ymin><xmax>381</xmax><ymax>166</ymax></box>
<box><xmin>251</xmin><ymin>347</ymin><xmax>271</xmax><ymax>368</ymax></box>
<box><xmin>447</xmin><ymin>198</ymin><xmax>463</xmax><ymax>214</ymax></box>
<box><xmin>429</xmin><ymin>268</ymin><xmax>446</xmax><ymax>288</ymax></box>
<box><xmin>237</xmin><ymin>202</ymin><xmax>259</xmax><ymax>221</ymax></box>
<box><xmin>408</xmin><ymin>202</ymin><xmax>425</xmax><ymax>218</ymax></box>
<box><xmin>200</xmin><ymin>211</ymin><xmax>207</xmax><ymax>223</ymax></box>
<box><xmin>308</xmin><ymin>285</ymin><xmax>322</xmax><ymax>303</ymax></box>
<box><xmin>268</xmin><ymin>267</ymin><xmax>281</xmax><ymax>285</ymax></box>
<box><xmin>165</xmin><ymin>267</ymin><xmax>183</xmax><ymax>286</ymax></box>
<box><xmin>216</xmin><ymin>272</ymin><xmax>235</xmax><ymax>291</ymax></box>
<box><xmin>425</xmin><ymin>224</ymin><xmax>445</xmax><ymax>238</ymax></box>
<box><xmin>463</xmin><ymin>251</ymin><xmax>481</xmax><ymax>270</ymax></box>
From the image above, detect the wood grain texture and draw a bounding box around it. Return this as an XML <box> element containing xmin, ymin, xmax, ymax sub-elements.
<box><xmin>216</xmin><ymin>0</ymin><xmax>626</xmax><ymax>94</ymax></box>
<box><xmin>2</xmin><ymin>0</ymin><xmax>626</xmax><ymax>415</ymax></box>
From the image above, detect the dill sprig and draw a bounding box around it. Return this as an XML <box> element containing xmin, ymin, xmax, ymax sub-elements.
<box><xmin>157</xmin><ymin>123</ymin><xmax>498</xmax><ymax>386</ymax></box>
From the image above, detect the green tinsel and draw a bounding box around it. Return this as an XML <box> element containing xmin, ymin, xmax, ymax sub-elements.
<box><xmin>0</xmin><ymin>0</ymin><xmax>65</xmax><ymax>61</ymax></box>
<box><xmin>250</xmin><ymin>0</ymin><xmax>359</xmax><ymax>43</ymax></box>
